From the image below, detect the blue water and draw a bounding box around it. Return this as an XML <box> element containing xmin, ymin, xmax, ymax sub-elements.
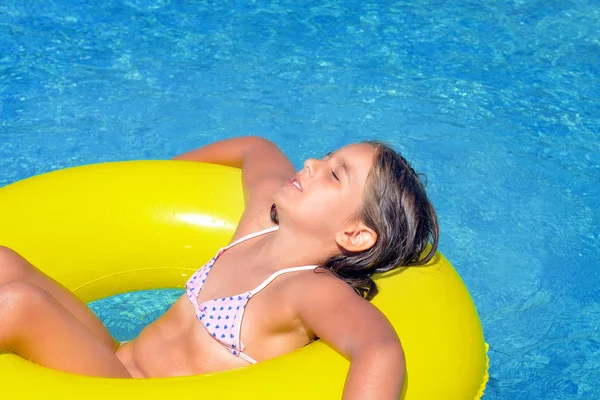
<box><xmin>1</xmin><ymin>1</ymin><xmax>598</xmax><ymax>398</ymax></box>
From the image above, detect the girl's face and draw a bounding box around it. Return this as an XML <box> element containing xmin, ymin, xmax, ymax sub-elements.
<box><xmin>274</xmin><ymin>142</ymin><xmax>376</xmax><ymax>238</ymax></box>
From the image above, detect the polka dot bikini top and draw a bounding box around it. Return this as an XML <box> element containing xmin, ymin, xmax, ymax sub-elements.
<box><xmin>185</xmin><ymin>226</ymin><xmax>318</xmax><ymax>364</ymax></box>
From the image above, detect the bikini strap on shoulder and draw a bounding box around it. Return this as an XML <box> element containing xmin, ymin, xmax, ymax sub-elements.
<box><xmin>217</xmin><ymin>225</ymin><xmax>279</xmax><ymax>255</ymax></box>
<box><xmin>250</xmin><ymin>265</ymin><xmax>319</xmax><ymax>295</ymax></box>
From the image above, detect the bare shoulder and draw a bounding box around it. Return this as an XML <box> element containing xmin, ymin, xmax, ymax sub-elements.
<box><xmin>284</xmin><ymin>268</ymin><xmax>400</xmax><ymax>357</ymax></box>
<box><xmin>287</xmin><ymin>268</ymin><xmax>358</xmax><ymax>300</ymax></box>
<box><xmin>285</xmin><ymin>268</ymin><xmax>376</xmax><ymax>317</ymax></box>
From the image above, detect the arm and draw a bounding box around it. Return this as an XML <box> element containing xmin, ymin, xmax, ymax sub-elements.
<box><xmin>294</xmin><ymin>275</ymin><xmax>406</xmax><ymax>399</ymax></box>
<box><xmin>173</xmin><ymin>136</ymin><xmax>296</xmax><ymax>236</ymax></box>
<box><xmin>173</xmin><ymin>136</ymin><xmax>295</xmax><ymax>205</ymax></box>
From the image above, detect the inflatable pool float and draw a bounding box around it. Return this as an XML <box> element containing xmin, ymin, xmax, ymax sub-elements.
<box><xmin>0</xmin><ymin>161</ymin><xmax>488</xmax><ymax>399</ymax></box>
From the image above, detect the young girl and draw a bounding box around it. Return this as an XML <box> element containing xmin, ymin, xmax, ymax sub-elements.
<box><xmin>0</xmin><ymin>136</ymin><xmax>438</xmax><ymax>399</ymax></box>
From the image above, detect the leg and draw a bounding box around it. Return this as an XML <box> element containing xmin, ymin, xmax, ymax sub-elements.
<box><xmin>0</xmin><ymin>281</ymin><xmax>131</xmax><ymax>378</ymax></box>
<box><xmin>0</xmin><ymin>246</ymin><xmax>116</xmax><ymax>349</ymax></box>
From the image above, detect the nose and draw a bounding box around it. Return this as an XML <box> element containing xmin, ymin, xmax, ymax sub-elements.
<box><xmin>303</xmin><ymin>158</ymin><xmax>318</xmax><ymax>176</ymax></box>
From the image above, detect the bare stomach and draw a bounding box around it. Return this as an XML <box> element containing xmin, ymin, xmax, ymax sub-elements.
<box><xmin>114</xmin><ymin>296</ymin><xmax>250</xmax><ymax>378</ymax></box>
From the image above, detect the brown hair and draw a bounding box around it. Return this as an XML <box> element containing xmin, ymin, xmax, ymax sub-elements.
<box><xmin>271</xmin><ymin>141</ymin><xmax>439</xmax><ymax>300</ymax></box>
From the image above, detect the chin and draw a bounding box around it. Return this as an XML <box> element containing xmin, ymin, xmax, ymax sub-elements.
<box><xmin>272</xmin><ymin>186</ymin><xmax>289</xmax><ymax>204</ymax></box>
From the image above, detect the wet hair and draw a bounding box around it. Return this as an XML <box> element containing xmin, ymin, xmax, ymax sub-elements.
<box><xmin>271</xmin><ymin>141</ymin><xmax>439</xmax><ymax>301</ymax></box>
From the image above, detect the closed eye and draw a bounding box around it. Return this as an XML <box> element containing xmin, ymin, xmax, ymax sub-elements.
<box><xmin>332</xmin><ymin>170</ymin><xmax>340</xmax><ymax>181</ymax></box>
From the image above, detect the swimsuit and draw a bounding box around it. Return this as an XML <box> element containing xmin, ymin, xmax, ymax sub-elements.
<box><xmin>185</xmin><ymin>226</ymin><xmax>318</xmax><ymax>364</ymax></box>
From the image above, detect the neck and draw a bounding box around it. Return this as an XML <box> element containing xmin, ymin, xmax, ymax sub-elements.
<box><xmin>256</xmin><ymin>224</ymin><xmax>337</xmax><ymax>269</ymax></box>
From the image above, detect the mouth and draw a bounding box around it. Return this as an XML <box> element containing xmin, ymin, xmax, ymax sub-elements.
<box><xmin>290</xmin><ymin>178</ymin><xmax>302</xmax><ymax>191</ymax></box>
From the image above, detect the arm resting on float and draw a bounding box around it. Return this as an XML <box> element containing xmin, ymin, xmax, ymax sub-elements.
<box><xmin>293</xmin><ymin>274</ymin><xmax>406</xmax><ymax>399</ymax></box>
<box><xmin>173</xmin><ymin>136</ymin><xmax>271</xmax><ymax>167</ymax></box>
<box><xmin>173</xmin><ymin>136</ymin><xmax>295</xmax><ymax>208</ymax></box>
<box><xmin>342</xmin><ymin>340</ymin><xmax>405</xmax><ymax>399</ymax></box>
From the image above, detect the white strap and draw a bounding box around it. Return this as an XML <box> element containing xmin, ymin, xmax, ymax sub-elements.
<box><xmin>238</xmin><ymin>351</ymin><xmax>258</xmax><ymax>364</ymax></box>
<box><xmin>221</xmin><ymin>225</ymin><xmax>279</xmax><ymax>252</ymax></box>
<box><xmin>250</xmin><ymin>265</ymin><xmax>318</xmax><ymax>295</ymax></box>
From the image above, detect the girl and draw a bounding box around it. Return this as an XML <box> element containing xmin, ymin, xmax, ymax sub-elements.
<box><xmin>0</xmin><ymin>136</ymin><xmax>438</xmax><ymax>399</ymax></box>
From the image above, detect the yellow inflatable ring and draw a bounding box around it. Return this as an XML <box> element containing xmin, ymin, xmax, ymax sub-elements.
<box><xmin>0</xmin><ymin>161</ymin><xmax>488</xmax><ymax>399</ymax></box>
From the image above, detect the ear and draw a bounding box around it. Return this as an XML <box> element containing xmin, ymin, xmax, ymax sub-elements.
<box><xmin>335</xmin><ymin>222</ymin><xmax>377</xmax><ymax>252</ymax></box>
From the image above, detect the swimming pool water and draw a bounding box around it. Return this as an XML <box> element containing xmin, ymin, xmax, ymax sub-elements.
<box><xmin>1</xmin><ymin>1</ymin><xmax>598</xmax><ymax>398</ymax></box>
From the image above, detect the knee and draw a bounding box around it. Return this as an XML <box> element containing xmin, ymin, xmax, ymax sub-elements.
<box><xmin>0</xmin><ymin>282</ymin><xmax>50</xmax><ymax>328</ymax></box>
<box><xmin>0</xmin><ymin>282</ymin><xmax>47</xmax><ymax>344</ymax></box>
<box><xmin>0</xmin><ymin>245</ymin><xmax>20</xmax><ymax>261</ymax></box>
<box><xmin>0</xmin><ymin>246</ymin><xmax>33</xmax><ymax>283</ymax></box>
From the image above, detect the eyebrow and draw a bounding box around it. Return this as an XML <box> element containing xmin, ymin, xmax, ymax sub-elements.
<box><xmin>340</xmin><ymin>158</ymin><xmax>351</xmax><ymax>181</ymax></box>
<box><xmin>324</xmin><ymin>152</ymin><xmax>351</xmax><ymax>181</ymax></box>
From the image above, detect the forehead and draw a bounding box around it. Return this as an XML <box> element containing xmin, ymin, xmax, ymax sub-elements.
<box><xmin>331</xmin><ymin>143</ymin><xmax>376</xmax><ymax>165</ymax></box>
<box><xmin>329</xmin><ymin>142</ymin><xmax>377</xmax><ymax>180</ymax></box>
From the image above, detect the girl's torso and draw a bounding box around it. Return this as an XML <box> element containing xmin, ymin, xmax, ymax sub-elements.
<box><xmin>115</xmin><ymin>226</ymin><xmax>318</xmax><ymax>378</ymax></box>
